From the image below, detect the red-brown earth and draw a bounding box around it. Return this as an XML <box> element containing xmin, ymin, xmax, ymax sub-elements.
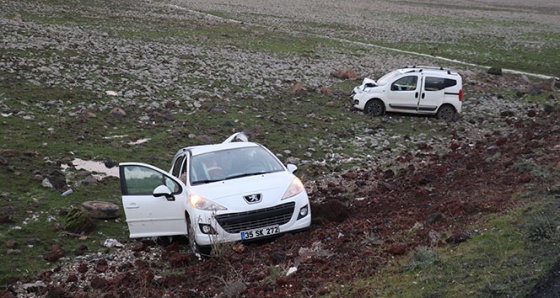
<box><xmin>6</xmin><ymin>104</ymin><xmax>560</xmax><ymax>298</ymax></box>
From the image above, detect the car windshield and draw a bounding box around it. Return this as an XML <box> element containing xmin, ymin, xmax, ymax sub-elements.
<box><xmin>189</xmin><ymin>146</ymin><xmax>285</xmax><ymax>185</ymax></box>
<box><xmin>376</xmin><ymin>70</ymin><xmax>401</xmax><ymax>86</ymax></box>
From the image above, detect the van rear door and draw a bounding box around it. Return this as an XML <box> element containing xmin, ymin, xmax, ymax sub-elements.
<box><xmin>418</xmin><ymin>76</ymin><xmax>446</xmax><ymax>113</ymax></box>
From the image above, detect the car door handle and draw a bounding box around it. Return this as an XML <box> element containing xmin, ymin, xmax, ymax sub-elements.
<box><xmin>126</xmin><ymin>203</ymin><xmax>139</xmax><ymax>209</ymax></box>
<box><xmin>415</xmin><ymin>92</ymin><xmax>419</xmax><ymax>98</ymax></box>
<box><xmin>421</xmin><ymin>93</ymin><xmax>425</xmax><ymax>99</ymax></box>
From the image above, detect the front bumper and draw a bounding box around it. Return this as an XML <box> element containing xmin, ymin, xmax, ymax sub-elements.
<box><xmin>191</xmin><ymin>194</ymin><xmax>311</xmax><ymax>246</ymax></box>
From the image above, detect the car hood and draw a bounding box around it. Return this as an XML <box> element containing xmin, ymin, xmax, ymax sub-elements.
<box><xmin>190</xmin><ymin>172</ymin><xmax>299</xmax><ymax>211</ymax></box>
<box><xmin>353</xmin><ymin>78</ymin><xmax>379</xmax><ymax>93</ymax></box>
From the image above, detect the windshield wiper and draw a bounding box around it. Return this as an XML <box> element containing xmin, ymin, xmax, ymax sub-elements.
<box><xmin>225</xmin><ymin>172</ymin><xmax>266</xmax><ymax>180</ymax></box>
<box><xmin>191</xmin><ymin>179</ymin><xmax>222</xmax><ymax>185</ymax></box>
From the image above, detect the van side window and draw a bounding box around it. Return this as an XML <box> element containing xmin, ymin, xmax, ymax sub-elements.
<box><xmin>425</xmin><ymin>77</ymin><xmax>457</xmax><ymax>91</ymax></box>
<box><xmin>444</xmin><ymin>78</ymin><xmax>457</xmax><ymax>88</ymax></box>
<box><xmin>391</xmin><ymin>76</ymin><xmax>418</xmax><ymax>91</ymax></box>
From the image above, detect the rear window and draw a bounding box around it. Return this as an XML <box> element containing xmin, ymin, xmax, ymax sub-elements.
<box><xmin>425</xmin><ymin>77</ymin><xmax>457</xmax><ymax>91</ymax></box>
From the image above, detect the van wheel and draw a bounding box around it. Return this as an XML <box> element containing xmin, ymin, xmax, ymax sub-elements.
<box><xmin>365</xmin><ymin>99</ymin><xmax>385</xmax><ymax>116</ymax></box>
<box><xmin>436</xmin><ymin>105</ymin><xmax>456</xmax><ymax>122</ymax></box>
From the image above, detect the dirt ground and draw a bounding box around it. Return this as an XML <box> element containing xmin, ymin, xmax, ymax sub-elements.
<box><xmin>1</xmin><ymin>0</ymin><xmax>559</xmax><ymax>295</ymax></box>
<box><xmin>6</xmin><ymin>100</ymin><xmax>558</xmax><ymax>297</ymax></box>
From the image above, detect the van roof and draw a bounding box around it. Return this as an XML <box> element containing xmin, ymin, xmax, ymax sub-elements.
<box><xmin>398</xmin><ymin>66</ymin><xmax>460</xmax><ymax>76</ymax></box>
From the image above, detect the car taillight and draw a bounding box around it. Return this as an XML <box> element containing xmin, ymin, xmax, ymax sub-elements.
<box><xmin>459</xmin><ymin>89</ymin><xmax>463</xmax><ymax>101</ymax></box>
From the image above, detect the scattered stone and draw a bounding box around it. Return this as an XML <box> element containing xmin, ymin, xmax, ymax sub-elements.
<box><xmin>44</xmin><ymin>245</ymin><xmax>65</xmax><ymax>262</ymax></box>
<box><xmin>386</xmin><ymin>244</ymin><xmax>407</xmax><ymax>255</ymax></box>
<box><xmin>487</xmin><ymin>67</ymin><xmax>502</xmax><ymax>75</ymax></box>
<box><xmin>232</xmin><ymin>243</ymin><xmax>245</xmax><ymax>253</ymax></box>
<box><xmin>81</xmin><ymin>201</ymin><xmax>120</xmax><ymax>219</ymax></box>
<box><xmin>330</xmin><ymin>69</ymin><xmax>360</xmax><ymax>80</ymax></box>
<box><xmin>89</xmin><ymin>277</ymin><xmax>108</xmax><ymax>289</ymax></box>
<box><xmin>0</xmin><ymin>215</ymin><xmax>14</xmax><ymax>224</ymax></box>
<box><xmin>319</xmin><ymin>86</ymin><xmax>333</xmax><ymax>97</ymax></box>
<box><xmin>298</xmin><ymin>241</ymin><xmax>333</xmax><ymax>259</ymax></box>
<box><xmin>291</xmin><ymin>82</ymin><xmax>305</xmax><ymax>93</ymax></box>
<box><xmin>426</xmin><ymin>211</ymin><xmax>445</xmax><ymax>225</ymax></box>
<box><xmin>217</xmin><ymin>280</ymin><xmax>247</xmax><ymax>298</ymax></box>
<box><xmin>5</xmin><ymin>239</ymin><xmax>17</xmax><ymax>248</ymax></box>
<box><xmin>24</xmin><ymin>238</ymin><xmax>40</xmax><ymax>246</ymax></box>
<box><xmin>110</xmin><ymin>107</ymin><xmax>126</xmax><ymax>117</ymax></box>
<box><xmin>446</xmin><ymin>232</ymin><xmax>470</xmax><ymax>244</ymax></box>
<box><xmin>428</xmin><ymin>230</ymin><xmax>443</xmax><ymax>245</ymax></box>
<box><xmin>22</xmin><ymin>281</ymin><xmax>46</xmax><ymax>293</ymax></box>
<box><xmin>6</xmin><ymin>249</ymin><xmax>21</xmax><ymax>255</ymax></box>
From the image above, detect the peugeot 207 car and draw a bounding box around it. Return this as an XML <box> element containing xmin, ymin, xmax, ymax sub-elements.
<box><xmin>119</xmin><ymin>132</ymin><xmax>311</xmax><ymax>253</ymax></box>
<box><xmin>352</xmin><ymin>66</ymin><xmax>463</xmax><ymax>121</ymax></box>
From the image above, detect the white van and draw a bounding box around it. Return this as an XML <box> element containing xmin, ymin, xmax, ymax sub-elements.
<box><xmin>352</xmin><ymin>66</ymin><xmax>463</xmax><ymax>121</ymax></box>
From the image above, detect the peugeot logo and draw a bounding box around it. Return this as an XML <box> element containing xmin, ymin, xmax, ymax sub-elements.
<box><xmin>244</xmin><ymin>193</ymin><xmax>262</xmax><ymax>204</ymax></box>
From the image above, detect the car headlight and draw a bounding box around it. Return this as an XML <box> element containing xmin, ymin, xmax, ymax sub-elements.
<box><xmin>189</xmin><ymin>194</ymin><xmax>227</xmax><ymax>211</ymax></box>
<box><xmin>282</xmin><ymin>177</ymin><xmax>305</xmax><ymax>200</ymax></box>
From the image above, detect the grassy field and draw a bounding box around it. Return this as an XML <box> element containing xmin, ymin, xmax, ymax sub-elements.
<box><xmin>1</xmin><ymin>0</ymin><xmax>560</xmax><ymax>295</ymax></box>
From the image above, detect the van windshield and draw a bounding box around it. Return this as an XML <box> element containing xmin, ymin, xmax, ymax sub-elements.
<box><xmin>376</xmin><ymin>70</ymin><xmax>401</xmax><ymax>86</ymax></box>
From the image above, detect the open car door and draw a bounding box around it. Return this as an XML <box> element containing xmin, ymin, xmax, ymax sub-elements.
<box><xmin>119</xmin><ymin>162</ymin><xmax>188</xmax><ymax>238</ymax></box>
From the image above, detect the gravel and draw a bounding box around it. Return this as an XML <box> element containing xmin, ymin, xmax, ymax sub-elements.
<box><xmin>2</xmin><ymin>0</ymin><xmax>559</xmax><ymax>296</ymax></box>
<box><xmin>1</xmin><ymin>0</ymin><xmax>556</xmax><ymax>189</ymax></box>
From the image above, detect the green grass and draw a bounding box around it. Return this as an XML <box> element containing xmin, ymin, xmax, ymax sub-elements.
<box><xmin>1</xmin><ymin>0</ymin><xmax>559</xmax><ymax>291</ymax></box>
<box><xmin>290</xmin><ymin>11</ymin><xmax>560</xmax><ymax>77</ymax></box>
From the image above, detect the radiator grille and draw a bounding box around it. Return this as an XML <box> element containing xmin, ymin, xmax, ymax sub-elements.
<box><xmin>215</xmin><ymin>202</ymin><xmax>295</xmax><ymax>233</ymax></box>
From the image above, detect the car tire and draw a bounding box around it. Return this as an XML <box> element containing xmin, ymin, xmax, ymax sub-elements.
<box><xmin>186</xmin><ymin>215</ymin><xmax>211</xmax><ymax>257</ymax></box>
<box><xmin>436</xmin><ymin>105</ymin><xmax>457</xmax><ymax>122</ymax></box>
<box><xmin>365</xmin><ymin>99</ymin><xmax>385</xmax><ymax>116</ymax></box>
<box><xmin>81</xmin><ymin>201</ymin><xmax>120</xmax><ymax>219</ymax></box>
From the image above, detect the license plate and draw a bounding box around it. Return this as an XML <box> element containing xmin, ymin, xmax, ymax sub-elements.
<box><xmin>240</xmin><ymin>225</ymin><xmax>280</xmax><ymax>240</ymax></box>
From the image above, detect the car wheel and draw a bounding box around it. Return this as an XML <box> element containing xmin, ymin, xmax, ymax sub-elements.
<box><xmin>186</xmin><ymin>216</ymin><xmax>211</xmax><ymax>257</ymax></box>
<box><xmin>436</xmin><ymin>105</ymin><xmax>456</xmax><ymax>122</ymax></box>
<box><xmin>365</xmin><ymin>99</ymin><xmax>385</xmax><ymax>116</ymax></box>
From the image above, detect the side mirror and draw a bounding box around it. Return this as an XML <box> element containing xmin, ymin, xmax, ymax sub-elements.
<box><xmin>286</xmin><ymin>164</ymin><xmax>298</xmax><ymax>174</ymax></box>
<box><xmin>153</xmin><ymin>185</ymin><xmax>175</xmax><ymax>201</ymax></box>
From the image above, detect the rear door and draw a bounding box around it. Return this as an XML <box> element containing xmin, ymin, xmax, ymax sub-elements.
<box><xmin>119</xmin><ymin>162</ymin><xmax>188</xmax><ymax>238</ymax></box>
<box><xmin>418</xmin><ymin>76</ymin><xmax>446</xmax><ymax>113</ymax></box>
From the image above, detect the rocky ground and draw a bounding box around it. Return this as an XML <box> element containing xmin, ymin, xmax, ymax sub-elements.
<box><xmin>1</xmin><ymin>0</ymin><xmax>560</xmax><ymax>297</ymax></box>
<box><xmin>6</xmin><ymin>104</ymin><xmax>560</xmax><ymax>298</ymax></box>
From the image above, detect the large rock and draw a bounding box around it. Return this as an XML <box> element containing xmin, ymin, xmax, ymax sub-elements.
<box><xmin>81</xmin><ymin>201</ymin><xmax>120</xmax><ymax>219</ymax></box>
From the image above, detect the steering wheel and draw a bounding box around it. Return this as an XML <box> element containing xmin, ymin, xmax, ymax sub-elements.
<box><xmin>244</xmin><ymin>163</ymin><xmax>266</xmax><ymax>173</ymax></box>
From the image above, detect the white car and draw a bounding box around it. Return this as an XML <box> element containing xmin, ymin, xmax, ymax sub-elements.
<box><xmin>352</xmin><ymin>66</ymin><xmax>463</xmax><ymax>121</ymax></box>
<box><xmin>118</xmin><ymin>133</ymin><xmax>311</xmax><ymax>252</ymax></box>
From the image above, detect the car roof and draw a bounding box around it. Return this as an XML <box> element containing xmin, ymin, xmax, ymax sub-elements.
<box><xmin>173</xmin><ymin>137</ymin><xmax>261</xmax><ymax>158</ymax></box>
<box><xmin>188</xmin><ymin>142</ymin><xmax>260</xmax><ymax>156</ymax></box>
